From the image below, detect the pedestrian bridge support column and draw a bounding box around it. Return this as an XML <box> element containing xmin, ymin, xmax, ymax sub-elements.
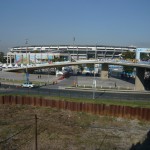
<box><xmin>135</xmin><ymin>67</ymin><xmax>145</xmax><ymax>91</ymax></box>
<box><xmin>101</xmin><ymin>63</ymin><xmax>108</xmax><ymax>79</ymax></box>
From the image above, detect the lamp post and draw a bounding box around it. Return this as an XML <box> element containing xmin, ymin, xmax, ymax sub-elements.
<box><xmin>95</xmin><ymin>43</ymin><xmax>97</xmax><ymax>60</ymax></box>
<box><xmin>93</xmin><ymin>66</ymin><xmax>96</xmax><ymax>99</ymax></box>
<box><xmin>25</xmin><ymin>39</ymin><xmax>29</xmax><ymax>83</ymax></box>
<box><xmin>73</xmin><ymin>37</ymin><xmax>75</xmax><ymax>60</ymax></box>
<box><xmin>41</xmin><ymin>46</ymin><xmax>42</xmax><ymax>64</ymax></box>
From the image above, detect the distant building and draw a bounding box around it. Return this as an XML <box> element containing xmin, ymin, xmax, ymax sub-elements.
<box><xmin>6</xmin><ymin>45</ymin><xmax>136</xmax><ymax>64</ymax></box>
<box><xmin>136</xmin><ymin>48</ymin><xmax>150</xmax><ymax>61</ymax></box>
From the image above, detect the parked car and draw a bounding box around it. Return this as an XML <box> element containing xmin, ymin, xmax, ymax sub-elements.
<box><xmin>21</xmin><ymin>82</ymin><xmax>35</xmax><ymax>88</ymax></box>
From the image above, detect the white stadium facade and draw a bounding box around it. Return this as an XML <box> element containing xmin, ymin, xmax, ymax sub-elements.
<box><xmin>6</xmin><ymin>45</ymin><xmax>136</xmax><ymax>64</ymax></box>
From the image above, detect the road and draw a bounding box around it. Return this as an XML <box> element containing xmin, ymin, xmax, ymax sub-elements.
<box><xmin>0</xmin><ymin>84</ymin><xmax>150</xmax><ymax>101</ymax></box>
<box><xmin>0</xmin><ymin>71</ymin><xmax>135</xmax><ymax>89</ymax></box>
<box><xmin>0</xmin><ymin>71</ymin><xmax>149</xmax><ymax>101</ymax></box>
<box><xmin>40</xmin><ymin>75</ymin><xmax>135</xmax><ymax>90</ymax></box>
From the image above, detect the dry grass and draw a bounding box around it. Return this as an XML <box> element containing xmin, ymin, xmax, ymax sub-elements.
<box><xmin>0</xmin><ymin>104</ymin><xmax>149</xmax><ymax>150</ymax></box>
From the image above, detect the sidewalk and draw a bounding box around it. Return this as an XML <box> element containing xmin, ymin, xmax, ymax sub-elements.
<box><xmin>63</xmin><ymin>76</ymin><xmax>135</xmax><ymax>90</ymax></box>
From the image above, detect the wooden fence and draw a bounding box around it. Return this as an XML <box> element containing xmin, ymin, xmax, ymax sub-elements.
<box><xmin>0</xmin><ymin>95</ymin><xmax>150</xmax><ymax>121</ymax></box>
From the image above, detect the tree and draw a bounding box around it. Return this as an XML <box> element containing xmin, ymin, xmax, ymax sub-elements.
<box><xmin>121</xmin><ymin>51</ymin><xmax>135</xmax><ymax>73</ymax></box>
<box><xmin>78</xmin><ymin>64</ymin><xmax>84</xmax><ymax>72</ymax></box>
<box><xmin>86</xmin><ymin>63</ymin><xmax>94</xmax><ymax>70</ymax></box>
<box><xmin>0</xmin><ymin>52</ymin><xmax>6</xmax><ymax>63</ymax></box>
<box><xmin>122</xmin><ymin>51</ymin><xmax>135</xmax><ymax>60</ymax></box>
<box><xmin>140</xmin><ymin>53</ymin><xmax>150</xmax><ymax>61</ymax></box>
<box><xmin>52</xmin><ymin>56</ymin><xmax>64</xmax><ymax>62</ymax></box>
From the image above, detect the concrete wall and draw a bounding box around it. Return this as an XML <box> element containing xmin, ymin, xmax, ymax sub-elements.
<box><xmin>101</xmin><ymin>63</ymin><xmax>109</xmax><ymax>79</ymax></box>
<box><xmin>135</xmin><ymin>67</ymin><xmax>145</xmax><ymax>91</ymax></box>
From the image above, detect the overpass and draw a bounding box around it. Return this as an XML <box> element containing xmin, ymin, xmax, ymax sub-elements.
<box><xmin>3</xmin><ymin>59</ymin><xmax>150</xmax><ymax>91</ymax></box>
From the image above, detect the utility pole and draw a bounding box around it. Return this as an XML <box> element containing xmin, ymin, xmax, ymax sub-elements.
<box><xmin>41</xmin><ymin>46</ymin><xmax>42</xmax><ymax>64</ymax></box>
<box><xmin>93</xmin><ymin>67</ymin><xmax>96</xmax><ymax>99</ymax></box>
<box><xmin>73</xmin><ymin>37</ymin><xmax>75</xmax><ymax>60</ymax></box>
<box><xmin>25</xmin><ymin>39</ymin><xmax>29</xmax><ymax>83</ymax></box>
<box><xmin>73</xmin><ymin>37</ymin><xmax>76</xmax><ymax>86</ymax></box>
<box><xmin>25</xmin><ymin>39</ymin><xmax>28</xmax><ymax>66</ymax></box>
<box><xmin>35</xmin><ymin>114</ymin><xmax>38</xmax><ymax>150</ymax></box>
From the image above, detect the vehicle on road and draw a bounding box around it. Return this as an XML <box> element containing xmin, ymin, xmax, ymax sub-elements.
<box><xmin>21</xmin><ymin>82</ymin><xmax>35</xmax><ymax>88</ymax></box>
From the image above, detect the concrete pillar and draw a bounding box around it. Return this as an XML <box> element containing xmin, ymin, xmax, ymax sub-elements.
<box><xmin>28</xmin><ymin>53</ymin><xmax>30</xmax><ymax>64</ymax></box>
<box><xmin>135</xmin><ymin>67</ymin><xmax>145</xmax><ymax>91</ymax></box>
<box><xmin>22</xmin><ymin>54</ymin><xmax>23</xmax><ymax>64</ymax></box>
<box><xmin>77</xmin><ymin>48</ymin><xmax>79</xmax><ymax>60</ymax></box>
<box><xmin>34</xmin><ymin>54</ymin><xmax>36</xmax><ymax>64</ymax></box>
<box><xmin>14</xmin><ymin>55</ymin><xmax>16</xmax><ymax>64</ymax></box>
<box><xmin>95</xmin><ymin>47</ymin><xmax>97</xmax><ymax>60</ymax></box>
<box><xmin>86</xmin><ymin>50</ymin><xmax>88</xmax><ymax>59</ymax></box>
<box><xmin>25</xmin><ymin>53</ymin><xmax>27</xmax><ymax>64</ymax></box>
<box><xmin>7</xmin><ymin>54</ymin><xmax>9</xmax><ymax>64</ymax></box>
<box><xmin>10</xmin><ymin>55</ymin><xmax>11</xmax><ymax>64</ymax></box>
<box><xmin>101</xmin><ymin>63</ymin><xmax>108</xmax><ymax>79</ymax></box>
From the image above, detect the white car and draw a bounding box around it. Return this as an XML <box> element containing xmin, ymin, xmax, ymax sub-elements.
<box><xmin>21</xmin><ymin>82</ymin><xmax>35</xmax><ymax>88</ymax></box>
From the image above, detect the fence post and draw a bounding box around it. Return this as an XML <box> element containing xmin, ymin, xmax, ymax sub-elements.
<box><xmin>35</xmin><ymin>114</ymin><xmax>38</xmax><ymax>150</ymax></box>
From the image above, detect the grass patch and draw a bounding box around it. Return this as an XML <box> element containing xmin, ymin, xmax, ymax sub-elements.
<box><xmin>0</xmin><ymin>78</ymin><xmax>51</xmax><ymax>86</ymax></box>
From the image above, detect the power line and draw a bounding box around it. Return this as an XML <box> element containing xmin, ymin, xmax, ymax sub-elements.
<box><xmin>19</xmin><ymin>126</ymin><xmax>48</xmax><ymax>149</ymax></box>
<box><xmin>0</xmin><ymin>117</ymin><xmax>35</xmax><ymax>124</ymax></box>
<box><xmin>0</xmin><ymin>125</ymin><xmax>32</xmax><ymax>144</ymax></box>
<box><xmin>14</xmin><ymin>134</ymin><xmax>34</xmax><ymax>150</ymax></box>
<box><xmin>99</xmin><ymin>134</ymin><xmax>107</xmax><ymax>148</ymax></box>
<box><xmin>0</xmin><ymin>115</ymin><xmax>38</xmax><ymax>149</ymax></box>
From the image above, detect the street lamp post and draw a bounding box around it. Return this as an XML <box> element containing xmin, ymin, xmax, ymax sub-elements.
<box><xmin>41</xmin><ymin>46</ymin><xmax>42</xmax><ymax>64</ymax></box>
<box><xmin>73</xmin><ymin>37</ymin><xmax>75</xmax><ymax>60</ymax></box>
<box><xmin>95</xmin><ymin>44</ymin><xmax>97</xmax><ymax>60</ymax></box>
<box><xmin>93</xmin><ymin>67</ymin><xmax>96</xmax><ymax>99</ymax></box>
<box><xmin>25</xmin><ymin>39</ymin><xmax>29</xmax><ymax>83</ymax></box>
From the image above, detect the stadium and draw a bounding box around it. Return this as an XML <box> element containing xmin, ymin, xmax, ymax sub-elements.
<box><xmin>6</xmin><ymin>45</ymin><xmax>136</xmax><ymax>64</ymax></box>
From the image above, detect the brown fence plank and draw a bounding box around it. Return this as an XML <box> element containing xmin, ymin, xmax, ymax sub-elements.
<box><xmin>0</xmin><ymin>95</ymin><xmax>150</xmax><ymax>121</ymax></box>
<box><xmin>0</xmin><ymin>96</ymin><xmax>4</xmax><ymax>104</ymax></box>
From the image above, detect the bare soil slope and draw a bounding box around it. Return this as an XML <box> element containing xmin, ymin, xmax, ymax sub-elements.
<box><xmin>0</xmin><ymin>104</ymin><xmax>149</xmax><ymax>150</ymax></box>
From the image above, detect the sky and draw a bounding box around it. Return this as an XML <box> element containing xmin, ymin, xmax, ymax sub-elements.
<box><xmin>0</xmin><ymin>0</ymin><xmax>150</xmax><ymax>53</ymax></box>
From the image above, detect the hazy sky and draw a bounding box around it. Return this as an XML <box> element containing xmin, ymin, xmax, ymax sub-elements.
<box><xmin>0</xmin><ymin>0</ymin><xmax>150</xmax><ymax>53</ymax></box>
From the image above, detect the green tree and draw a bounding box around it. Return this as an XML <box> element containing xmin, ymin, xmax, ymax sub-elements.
<box><xmin>52</xmin><ymin>56</ymin><xmax>64</xmax><ymax>62</ymax></box>
<box><xmin>78</xmin><ymin>64</ymin><xmax>84</xmax><ymax>72</ymax></box>
<box><xmin>86</xmin><ymin>63</ymin><xmax>94</xmax><ymax>70</ymax></box>
<box><xmin>0</xmin><ymin>52</ymin><xmax>6</xmax><ymax>63</ymax></box>
<box><xmin>121</xmin><ymin>51</ymin><xmax>135</xmax><ymax>73</ymax></box>
<box><xmin>122</xmin><ymin>51</ymin><xmax>135</xmax><ymax>60</ymax></box>
<box><xmin>140</xmin><ymin>53</ymin><xmax>150</xmax><ymax>61</ymax></box>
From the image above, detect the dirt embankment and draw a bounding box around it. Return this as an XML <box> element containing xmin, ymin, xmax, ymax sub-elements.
<box><xmin>0</xmin><ymin>105</ymin><xmax>150</xmax><ymax>150</ymax></box>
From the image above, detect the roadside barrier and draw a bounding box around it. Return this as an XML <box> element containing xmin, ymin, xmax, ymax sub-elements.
<box><xmin>0</xmin><ymin>95</ymin><xmax>150</xmax><ymax>121</ymax></box>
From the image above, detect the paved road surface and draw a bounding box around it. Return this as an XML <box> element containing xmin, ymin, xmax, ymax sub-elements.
<box><xmin>0</xmin><ymin>71</ymin><xmax>135</xmax><ymax>90</ymax></box>
<box><xmin>1</xmin><ymin>71</ymin><xmax>149</xmax><ymax>101</ymax></box>
<box><xmin>0</xmin><ymin>85</ymin><xmax>150</xmax><ymax>101</ymax></box>
<box><xmin>42</xmin><ymin>75</ymin><xmax>135</xmax><ymax>90</ymax></box>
